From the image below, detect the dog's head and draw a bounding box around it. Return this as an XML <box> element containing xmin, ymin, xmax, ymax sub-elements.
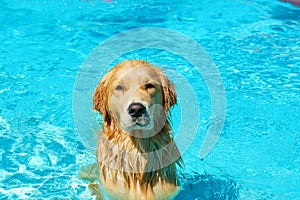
<box><xmin>93</xmin><ymin>60</ymin><xmax>176</xmax><ymax>136</ymax></box>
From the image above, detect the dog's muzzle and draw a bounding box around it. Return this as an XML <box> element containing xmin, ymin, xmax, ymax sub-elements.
<box><xmin>127</xmin><ymin>103</ymin><xmax>150</xmax><ymax>126</ymax></box>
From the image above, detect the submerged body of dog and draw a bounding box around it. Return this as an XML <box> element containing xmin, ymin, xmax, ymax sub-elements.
<box><xmin>80</xmin><ymin>60</ymin><xmax>182</xmax><ymax>200</ymax></box>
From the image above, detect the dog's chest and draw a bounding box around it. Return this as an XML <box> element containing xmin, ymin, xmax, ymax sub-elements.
<box><xmin>96</xmin><ymin>135</ymin><xmax>179</xmax><ymax>200</ymax></box>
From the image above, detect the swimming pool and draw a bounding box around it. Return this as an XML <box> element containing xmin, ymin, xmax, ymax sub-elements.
<box><xmin>0</xmin><ymin>0</ymin><xmax>299</xmax><ymax>199</ymax></box>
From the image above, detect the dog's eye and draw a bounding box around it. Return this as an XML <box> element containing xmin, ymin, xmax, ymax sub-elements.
<box><xmin>115</xmin><ymin>85</ymin><xmax>124</xmax><ymax>91</ymax></box>
<box><xmin>145</xmin><ymin>83</ymin><xmax>155</xmax><ymax>89</ymax></box>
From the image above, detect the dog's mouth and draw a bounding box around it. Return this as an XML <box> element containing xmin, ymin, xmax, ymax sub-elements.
<box><xmin>131</xmin><ymin>114</ymin><xmax>151</xmax><ymax>127</ymax></box>
<box><xmin>127</xmin><ymin>102</ymin><xmax>151</xmax><ymax>127</ymax></box>
<box><xmin>122</xmin><ymin>102</ymin><xmax>156</xmax><ymax>132</ymax></box>
<box><xmin>121</xmin><ymin>103</ymin><xmax>166</xmax><ymax>138</ymax></box>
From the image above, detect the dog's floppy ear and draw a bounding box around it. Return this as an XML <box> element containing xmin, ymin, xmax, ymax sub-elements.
<box><xmin>93</xmin><ymin>72</ymin><xmax>113</xmax><ymax>125</ymax></box>
<box><xmin>160</xmin><ymin>73</ymin><xmax>177</xmax><ymax>113</ymax></box>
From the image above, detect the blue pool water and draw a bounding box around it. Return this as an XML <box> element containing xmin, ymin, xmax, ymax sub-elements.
<box><xmin>1</xmin><ymin>0</ymin><xmax>300</xmax><ymax>199</ymax></box>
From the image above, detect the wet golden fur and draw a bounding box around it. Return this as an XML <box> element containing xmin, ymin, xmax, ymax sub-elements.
<box><xmin>80</xmin><ymin>60</ymin><xmax>182</xmax><ymax>200</ymax></box>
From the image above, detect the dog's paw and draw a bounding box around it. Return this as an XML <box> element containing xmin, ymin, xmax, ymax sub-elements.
<box><xmin>78</xmin><ymin>163</ymin><xmax>99</xmax><ymax>182</ymax></box>
<box><xmin>88</xmin><ymin>182</ymin><xmax>103</xmax><ymax>200</ymax></box>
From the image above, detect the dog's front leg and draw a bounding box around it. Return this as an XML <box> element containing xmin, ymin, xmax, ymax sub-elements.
<box><xmin>79</xmin><ymin>163</ymin><xmax>103</xmax><ymax>200</ymax></box>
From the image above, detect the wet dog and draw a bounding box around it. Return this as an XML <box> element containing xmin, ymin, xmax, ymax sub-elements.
<box><xmin>80</xmin><ymin>60</ymin><xmax>182</xmax><ymax>200</ymax></box>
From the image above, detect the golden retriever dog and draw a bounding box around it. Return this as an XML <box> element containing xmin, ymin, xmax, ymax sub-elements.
<box><xmin>80</xmin><ymin>60</ymin><xmax>183</xmax><ymax>200</ymax></box>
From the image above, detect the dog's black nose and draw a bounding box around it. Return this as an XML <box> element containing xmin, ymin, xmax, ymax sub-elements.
<box><xmin>128</xmin><ymin>103</ymin><xmax>146</xmax><ymax>118</ymax></box>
